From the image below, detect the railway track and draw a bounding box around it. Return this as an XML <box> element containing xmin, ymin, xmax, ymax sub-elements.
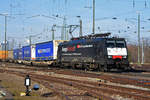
<box><xmin>31</xmin><ymin>73</ymin><xmax>150</xmax><ymax>100</ymax></box>
<box><xmin>0</xmin><ymin>69</ymin><xmax>73</xmax><ymax>100</ymax></box>
<box><xmin>4</xmin><ymin>62</ymin><xmax>150</xmax><ymax>88</ymax></box>
<box><xmin>1</xmin><ymin>62</ymin><xmax>150</xmax><ymax>100</ymax></box>
<box><xmin>1</xmin><ymin>68</ymin><xmax>150</xmax><ymax>100</ymax></box>
<box><xmin>0</xmin><ymin>69</ymin><xmax>112</xmax><ymax>100</ymax></box>
<box><xmin>3</xmin><ymin>63</ymin><xmax>150</xmax><ymax>85</ymax></box>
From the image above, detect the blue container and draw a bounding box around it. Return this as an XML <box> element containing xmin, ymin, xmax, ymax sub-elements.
<box><xmin>22</xmin><ymin>45</ymin><xmax>31</xmax><ymax>60</ymax></box>
<box><xmin>13</xmin><ymin>49</ymin><xmax>19</xmax><ymax>60</ymax></box>
<box><xmin>35</xmin><ymin>41</ymin><xmax>53</xmax><ymax>61</ymax></box>
<box><xmin>18</xmin><ymin>48</ymin><xmax>23</xmax><ymax>60</ymax></box>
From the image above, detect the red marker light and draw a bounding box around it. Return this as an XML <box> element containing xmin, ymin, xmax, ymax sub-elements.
<box><xmin>77</xmin><ymin>45</ymin><xmax>80</xmax><ymax>48</ymax></box>
<box><xmin>112</xmin><ymin>56</ymin><xmax>122</xmax><ymax>59</ymax></box>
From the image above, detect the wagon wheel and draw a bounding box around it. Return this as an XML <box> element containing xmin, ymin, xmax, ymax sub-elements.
<box><xmin>86</xmin><ymin>64</ymin><xmax>93</xmax><ymax>71</ymax></box>
<box><xmin>71</xmin><ymin>64</ymin><xmax>76</xmax><ymax>69</ymax></box>
<box><xmin>60</xmin><ymin>63</ymin><xmax>64</xmax><ymax>68</ymax></box>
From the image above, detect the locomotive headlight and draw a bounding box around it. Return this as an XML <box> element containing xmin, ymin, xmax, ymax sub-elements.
<box><xmin>108</xmin><ymin>55</ymin><xmax>112</xmax><ymax>58</ymax></box>
<box><xmin>123</xmin><ymin>56</ymin><xmax>127</xmax><ymax>58</ymax></box>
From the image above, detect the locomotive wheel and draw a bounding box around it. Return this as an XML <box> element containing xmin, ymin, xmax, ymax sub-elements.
<box><xmin>60</xmin><ymin>63</ymin><xmax>65</xmax><ymax>68</ymax></box>
<box><xmin>103</xmin><ymin>67</ymin><xmax>108</xmax><ymax>72</ymax></box>
<box><xmin>123</xmin><ymin>65</ymin><xmax>132</xmax><ymax>71</ymax></box>
<box><xmin>99</xmin><ymin>65</ymin><xmax>108</xmax><ymax>72</ymax></box>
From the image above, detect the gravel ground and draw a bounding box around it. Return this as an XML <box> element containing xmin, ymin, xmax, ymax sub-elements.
<box><xmin>1</xmin><ymin>62</ymin><xmax>150</xmax><ymax>100</ymax></box>
<box><xmin>0</xmin><ymin>84</ymin><xmax>13</xmax><ymax>100</ymax></box>
<box><xmin>0</xmin><ymin>72</ymin><xmax>60</xmax><ymax>100</ymax></box>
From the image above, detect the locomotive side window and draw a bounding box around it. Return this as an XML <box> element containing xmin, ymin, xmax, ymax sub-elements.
<box><xmin>116</xmin><ymin>41</ymin><xmax>125</xmax><ymax>48</ymax></box>
<box><xmin>106</xmin><ymin>40</ymin><xmax>115</xmax><ymax>48</ymax></box>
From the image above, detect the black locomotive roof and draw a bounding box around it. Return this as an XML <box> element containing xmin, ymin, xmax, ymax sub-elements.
<box><xmin>60</xmin><ymin>37</ymin><xmax>125</xmax><ymax>46</ymax></box>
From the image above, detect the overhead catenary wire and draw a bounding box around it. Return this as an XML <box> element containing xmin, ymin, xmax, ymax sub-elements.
<box><xmin>4</xmin><ymin>0</ymin><xmax>150</xmax><ymax>46</ymax></box>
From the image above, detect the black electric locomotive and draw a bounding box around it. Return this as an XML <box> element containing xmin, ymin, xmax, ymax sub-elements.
<box><xmin>57</xmin><ymin>33</ymin><xmax>130</xmax><ymax>71</ymax></box>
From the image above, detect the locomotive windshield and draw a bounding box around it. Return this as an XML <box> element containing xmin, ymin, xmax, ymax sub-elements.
<box><xmin>106</xmin><ymin>40</ymin><xmax>115</xmax><ymax>48</ymax></box>
<box><xmin>106</xmin><ymin>40</ymin><xmax>125</xmax><ymax>48</ymax></box>
<box><xmin>116</xmin><ymin>40</ymin><xmax>125</xmax><ymax>48</ymax></box>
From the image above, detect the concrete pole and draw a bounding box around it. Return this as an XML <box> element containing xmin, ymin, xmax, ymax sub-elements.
<box><xmin>4</xmin><ymin>16</ymin><xmax>7</xmax><ymax>60</ymax></box>
<box><xmin>79</xmin><ymin>19</ymin><xmax>82</xmax><ymax>37</ymax></box>
<box><xmin>92</xmin><ymin>0</ymin><xmax>95</xmax><ymax>34</ymax></box>
<box><xmin>12</xmin><ymin>38</ymin><xmax>15</xmax><ymax>50</ymax></box>
<box><xmin>141</xmin><ymin>38</ymin><xmax>144</xmax><ymax>64</ymax></box>
<box><xmin>137</xmin><ymin>13</ymin><xmax>141</xmax><ymax>64</ymax></box>
<box><xmin>66</xmin><ymin>30</ymin><xmax>69</xmax><ymax>40</ymax></box>
<box><xmin>51</xmin><ymin>25</ymin><xmax>55</xmax><ymax>40</ymax></box>
<box><xmin>29</xmin><ymin>36</ymin><xmax>31</xmax><ymax>46</ymax></box>
<box><xmin>64</xmin><ymin>17</ymin><xmax>67</xmax><ymax>40</ymax></box>
<box><xmin>61</xmin><ymin>16</ymin><xmax>66</xmax><ymax>40</ymax></box>
<box><xmin>19</xmin><ymin>43</ymin><xmax>21</xmax><ymax>48</ymax></box>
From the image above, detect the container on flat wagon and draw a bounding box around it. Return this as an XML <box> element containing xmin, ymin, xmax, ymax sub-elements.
<box><xmin>13</xmin><ymin>49</ymin><xmax>19</xmax><ymax>60</ymax></box>
<box><xmin>18</xmin><ymin>48</ymin><xmax>23</xmax><ymax>60</ymax></box>
<box><xmin>8</xmin><ymin>50</ymin><xmax>13</xmax><ymax>60</ymax></box>
<box><xmin>31</xmin><ymin>44</ymin><xmax>36</xmax><ymax>60</ymax></box>
<box><xmin>22</xmin><ymin>45</ymin><xmax>31</xmax><ymax>61</ymax></box>
<box><xmin>35</xmin><ymin>40</ymin><xmax>65</xmax><ymax>61</ymax></box>
<box><xmin>0</xmin><ymin>51</ymin><xmax>8</xmax><ymax>60</ymax></box>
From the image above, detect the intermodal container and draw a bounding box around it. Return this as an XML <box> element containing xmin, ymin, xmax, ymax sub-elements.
<box><xmin>8</xmin><ymin>50</ymin><xmax>13</xmax><ymax>60</ymax></box>
<box><xmin>22</xmin><ymin>45</ymin><xmax>31</xmax><ymax>60</ymax></box>
<box><xmin>13</xmin><ymin>49</ymin><xmax>19</xmax><ymax>60</ymax></box>
<box><xmin>35</xmin><ymin>40</ymin><xmax>65</xmax><ymax>61</ymax></box>
<box><xmin>0</xmin><ymin>51</ymin><xmax>8</xmax><ymax>60</ymax></box>
<box><xmin>18</xmin><ymin>48</ymin><xmax>23</xmax><ymax>60</ymax></box>
<box><xmin>31</xmin><ymin>45</ymin><xmax>36</xmax><ymax>60</ymax></box>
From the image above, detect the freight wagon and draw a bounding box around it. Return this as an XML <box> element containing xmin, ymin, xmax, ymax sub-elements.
<box><xmin>12</xmin><ymin>40</ymin><xmax>65</xmax><ymax>66</ymax></box>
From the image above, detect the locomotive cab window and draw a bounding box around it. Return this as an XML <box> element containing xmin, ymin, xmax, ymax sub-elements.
<box><xmin>116</xmin><ymin>41</ymin><xmax>125</xmax><ymax>48</ymax></box>
<box><xmin>106</xmin><ymin>40</ymin><xmax>115</xmax><ymax>48</ymax></box>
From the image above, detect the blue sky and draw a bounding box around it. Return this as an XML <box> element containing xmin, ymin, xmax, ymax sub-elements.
<box><xmin>0</xmin><ymin>0</ymin><xmax>150</xmax><ymax>47</ymax></box>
